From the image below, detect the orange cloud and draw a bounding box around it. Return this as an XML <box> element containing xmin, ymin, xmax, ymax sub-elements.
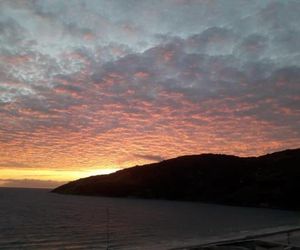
<box><xmin>134</xmin><ymin>71</ymin><xmax>149</xmax><ymax>79</ymax></box>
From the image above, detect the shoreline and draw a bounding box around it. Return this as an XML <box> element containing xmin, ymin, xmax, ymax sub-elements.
<box><xmin>171</xmin><ymin>225</ymin><xmax>300</xmax><ymax>250</ymax></box>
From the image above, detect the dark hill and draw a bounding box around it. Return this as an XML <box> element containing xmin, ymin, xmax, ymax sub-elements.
<box><xmin>52</xmin><ymin>148</ymin><xmax>300</xmax><ymax>210</ymax></box>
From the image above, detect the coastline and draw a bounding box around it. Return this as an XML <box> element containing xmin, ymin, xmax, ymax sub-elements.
<box><xmin>171</xmin><ymin>225</ymin><xmax>300</xmax><ymax>250</ymax></box>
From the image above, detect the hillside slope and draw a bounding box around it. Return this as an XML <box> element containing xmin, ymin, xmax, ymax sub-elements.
<box><xmin>52</xmin><ymin>148</ymin><xmax>300</xmax><ymax>210</ymax></box>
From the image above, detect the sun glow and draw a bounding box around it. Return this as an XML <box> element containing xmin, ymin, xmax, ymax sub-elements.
<box><xmin>83</xmin><ymin>168</ymin><xmax>120</xmax><ymax>177</ymax></box>
<box><xmin>0</xmin><ymin>167</ymin><xmax>120</xmax><ymax>188</ymax></box>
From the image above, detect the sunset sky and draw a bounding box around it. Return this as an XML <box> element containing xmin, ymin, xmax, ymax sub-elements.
<box><xmin>0</xmin><ymin>0</ymin><xmax>299</xmax><ymax>188</ymax></box>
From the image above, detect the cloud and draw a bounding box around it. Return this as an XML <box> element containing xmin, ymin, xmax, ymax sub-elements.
<box><xmin>133</xmin><ymin>154</ymin><xmax>165</xmax><ymax>163</ymax></box>
<box><xmin>0</xmin><ymin>179</ymin><xmax>66</xmax><ymax>189</ymax></box>
<box><xmin>0</xmin><ymin>17</ymin><xmax>27</xmax><ymax>47</ymax></box>
<box><xmin>0</xmin><ymin>0</ymin><xmax>299</xmax><ymax>182</ymax></box>
<box><xmin>0</xmin><ymin>161</ymin><xmax>33</xmax><ymax>168</ymax></box>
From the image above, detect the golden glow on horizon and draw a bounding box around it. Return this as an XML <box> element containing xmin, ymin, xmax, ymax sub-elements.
<box><xmin>0</xmin><ymin>168</ymin><xmax>119</xmax><ymax>186</ymax></box>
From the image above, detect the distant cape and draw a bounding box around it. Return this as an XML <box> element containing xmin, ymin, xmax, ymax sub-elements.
<box><xmin>52</xmin><ymin>148</ymin><xmax>300</xmax><ymax>210</ymax></box>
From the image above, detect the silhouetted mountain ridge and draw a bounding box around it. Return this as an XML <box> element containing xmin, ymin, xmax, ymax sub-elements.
<box><xmin>52</xmin><ymin>148</ymin><xmax>300</xmax><ymax>210</ymax></box>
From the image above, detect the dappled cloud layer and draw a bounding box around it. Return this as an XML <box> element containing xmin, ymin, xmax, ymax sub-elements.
<box><xmin>0</xmin><ymin>0</ymin><xmax>299</xmax><ymax>186</ymax></box>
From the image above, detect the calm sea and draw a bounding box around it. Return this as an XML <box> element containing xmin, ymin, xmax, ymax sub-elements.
<box><xmin>0</xmin><ymin>188</ymin><xmax>299</xmax><ymax>249</ymax></box>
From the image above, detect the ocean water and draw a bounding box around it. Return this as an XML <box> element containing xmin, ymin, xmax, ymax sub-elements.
<box><xmin>0</xmin><ymin>188</ymin><xmax>299</xmax><ymax>250</ymax></box>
